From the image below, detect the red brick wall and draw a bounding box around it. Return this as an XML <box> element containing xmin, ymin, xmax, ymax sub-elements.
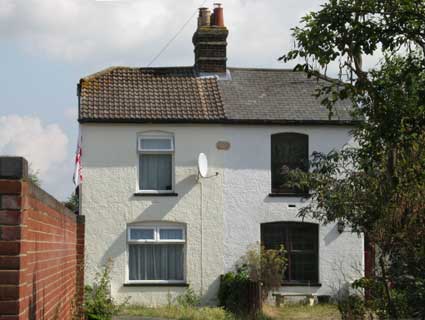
<box><xmin>0</xmin><ymin>158</ymin><xmax>84</xmax><ymax>320</ymax></box>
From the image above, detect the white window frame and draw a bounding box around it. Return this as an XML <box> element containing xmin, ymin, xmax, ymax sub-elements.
<box><xmin>126</xmin><ymin>224</ymin><xmax>186</xmax><ymax>284</ymax></box>
<box><xmin>157</xmin><ymin>226</ymin><xmax>186</xmax><ymax>243</ymax></box>
<box><xmin>137</xmin><ymin>133</ymin><xmax>175</xmax><ymax>194</ymax></box>
<box><xmin>138</xmin><ymin>135</ymin><xmax>174</xmax><ymax>153</ymax></box>
<box><xmin>127</xmin><ymin>227</ymin><xmax>156</xmax><ymax>243</ymax></box>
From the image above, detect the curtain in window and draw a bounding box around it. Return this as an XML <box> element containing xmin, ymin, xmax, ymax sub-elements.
<box><xmin>129</xmin><ymin>244</ymin><xmax>184</xmax><ymax>280</ymax></box>
<box><xmin>140</xmin><ymin>154</ymin><xmax>172</xmax><ymax>190</ymax></box>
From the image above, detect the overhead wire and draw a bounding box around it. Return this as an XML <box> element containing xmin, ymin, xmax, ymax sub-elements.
<box><xmin>146</xmin><ymin>0</ymin><xmax>208</xmax><ymax>67</ymax></box>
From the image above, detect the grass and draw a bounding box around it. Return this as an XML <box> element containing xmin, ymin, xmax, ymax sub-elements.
<box><xmin>120</xmin><ymin>303</ymin><xmax>340</xmax><ymax>320</ymax></box>
<box><xmin>263</xmin><ymin>303</ymin><xmax>340</xmax><ymax>320</ymax></box>
<box><xmin>122</xmin><ymin>305</ymin><xmax>235</xmax><ymax>320</ymax></box>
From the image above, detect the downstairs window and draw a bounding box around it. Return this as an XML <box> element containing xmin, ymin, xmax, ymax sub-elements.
<box><xmin>127</xmin><ymin>224</ymin><xmax>185</xmax><ymax>283</ymax></box>
<box><xmin>261</xmin><ymin>222</ymin><xmax>319</xmax><ymax>284</ymax></box>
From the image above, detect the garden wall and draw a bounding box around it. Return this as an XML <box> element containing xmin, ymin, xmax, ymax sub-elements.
<box><xmin>0</xmin><ymin>157</ymin><xmax>85</xmax><ymax>320</ymax></box>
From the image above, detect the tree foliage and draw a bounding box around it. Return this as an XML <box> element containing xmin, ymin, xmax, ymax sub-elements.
<box><xmin>282</xmin><ymin>0</ymin><xmax>425</xmax><ymax>318</ymax></box>
<box><xmin>27</xmin><ymin>164</ymin><xmax>41</xmax><ymax>187</ymax></box>
<box><xmin>63</xmin><ymin>191</ymin><xmax>79</xmax><ymax>213</ymax></box>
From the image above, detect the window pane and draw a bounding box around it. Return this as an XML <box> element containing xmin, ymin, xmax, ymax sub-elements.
<box><xmin>290</xmin><ymin>252</ymin><xmax>318</xmax><ymax>282</ymax></box>
<box><xmin>271</xmin><ymin>133</ymin><xmax>308</xmax><ymax>194</ymax></box>
<box><xmin>291</xmin><ymin>225</ymin><xmax>317</xmax><ymax>251</ymax></box>
<box><xmin>261</xmin><ymin>223</ymin><xmax>286</xmax><ymax>250</ymax></box>
<box><xmin>140</xmin><ymin>154</ymin><xmax>172</xmax><ymax>190</ymax></box>
<box><xmin>160</xmin><ymin>229</ymin><xmax>183</xmax><ymax>240</ymax></box>
<box><xmin>130</xmin><ymin>228</ymin><xmax>154</xmax><ymax>240</ymax></box>
<box><xmin>261</xmin><ymin>222</ymin><xmax>318</xmax><ymax>283</ymax></box>
<box><xmin>129</xmin><ymin>244</ymin><xmax>184</xmax><ymax>281</ymax></box>
<box><xmin>140</xmin><ymin>138</ymin><xmax>172</xmax><ymax>150</ymax></box>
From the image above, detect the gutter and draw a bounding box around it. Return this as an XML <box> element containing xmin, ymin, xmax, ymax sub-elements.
<box><xmin>77</xmin><ymin>118</ymin><xmax>362</xmax><ymax>126</ymax></box>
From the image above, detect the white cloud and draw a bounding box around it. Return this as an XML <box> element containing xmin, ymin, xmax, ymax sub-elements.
<box><xmin>0</xmin><ymin>0</ymin><xmax>323</xmax><ymax>67</ymax></box>
<box><xmin>0</xmin><ymin>115</ymin><xmax>70</xmax><ymax>198</ymax></box>
<box><xmin>64</xmin><ymin>107</ymin><xmax>78</xmax><ymax>121</ymax></box>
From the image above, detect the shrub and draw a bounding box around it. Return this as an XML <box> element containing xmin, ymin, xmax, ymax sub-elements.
<box><xmin>84</xmin><ymin>261</ymin><xmax>128</xmax><ymax>320</ymax></box>
<box><xmin>218</xmin><ymin>267</ymin><xmax>251</xmax><ymax>315</ymax></box>
<box><xmin>337</xmin><ymin>294</ymin><xmax>366</xmax><ymax>320</ymax></box>
<box><xmin>352</xmin><ymin>277</ymin><xmax>412</xmax><ymax>319</ymax></box>
<box><xmin>176</xmin><ymin>287</ymin><xmax>201</xmax><ymax>307</ymax></box>
<box><xmin>240</xmin><ymin>243</ymin><xmax>287</xmax><ymax>301</ymax></box>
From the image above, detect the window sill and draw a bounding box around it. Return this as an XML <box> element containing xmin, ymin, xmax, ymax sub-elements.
<box><xmin>123</xmin><ymin>282</ymin><xmax>189</xmax><ymax>287</ymax></box>
<box><xmin>282</xmin><ymin>282</ymin><xmax>322</xmax><ymax>287</ymax></box>
<box><xmin>134</xmin><ymin>192</ymin><xmax>178</xmax><ymax>197</ymax></box>
<box><xmin>269</xmin><ymin>193</ymin><xmax>311</xmax><ymax>198</ymax></box>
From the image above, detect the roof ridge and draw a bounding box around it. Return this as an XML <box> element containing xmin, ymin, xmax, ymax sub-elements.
<box><xmin>81</xmin><ymin>66</ymin><xmax>130</xmax><ymax>81</ymax></box>
<box><xmin>81</xmin><ymin>66</ymin><xmax>196</xmax><ymax>82</ymax></box>
<box><xmin>227</xmin><ymin>67</ymin><xmax>297</xmax><ymax>72</ymax></box>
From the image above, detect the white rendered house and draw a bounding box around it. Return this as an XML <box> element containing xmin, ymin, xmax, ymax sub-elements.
<box><xmin>78</xmin><ymin>6</ymin><xmax>364</xmax><ymax>306</ymax></box>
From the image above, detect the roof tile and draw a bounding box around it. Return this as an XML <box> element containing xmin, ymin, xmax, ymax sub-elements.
<box><xmin>79</xmin><ymin>66</ymin><xmax>355</xmax><ymax>124</ymax></box>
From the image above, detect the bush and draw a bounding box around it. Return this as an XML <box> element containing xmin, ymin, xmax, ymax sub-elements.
<box><xmin>218</xmin><ymin>267</ymin><xmax>251</xmax><ymax>315</ymax></box>
<box><xmin>352</xmin><ymin>277</ymin><xmax>412</xmax><ymax>319</ymax></box>
<box><xmin>84</xmin><ymin>261</ymin><xmax>128</xmax><ymax>320</ymax></box>
<box><xmin>176</xmin><ymin>287</ymin><xmax>201</xmax><ymax>307</ymax></box>
<box><xmin>337</xmin><ymin>294</ymin><xmax>366</xmax><ymax>320</ymax></box>
<box><xmin>241</xmin><ymin>243</ymin><xmax>287</xmax><ymax>301</ymax></box>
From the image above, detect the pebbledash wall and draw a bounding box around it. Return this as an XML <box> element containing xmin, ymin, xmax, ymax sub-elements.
<box><xmin>0</xmin><ymin>157</ymin><xmax>85</xmax><ymax>320</ymax></box>
<box><xmin>81</xmin><ymin>123</ymin><xmax>364</xmax><ymax>306</ymax></box>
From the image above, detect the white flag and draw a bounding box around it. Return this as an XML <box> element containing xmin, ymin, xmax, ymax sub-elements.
<box><xmin>73</xmin><ymin>129</ymin><xmax>83</xmax><ymax>186</ymax></box>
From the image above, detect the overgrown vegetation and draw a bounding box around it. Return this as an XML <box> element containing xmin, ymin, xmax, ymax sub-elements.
<box><xmin>218</xmin><ymin>267</ymin><xmax>251</xmax><ymax>315</ymax></box>
<box><xmin>282</xmin><ymin>0</ymin><xmax>425</xmax><ymax>318</ymax></box>
<box><xmin>122</xmin><ymin>304</ymin><xmax>234</xmax><ymax>320</ymax></box>
<box><xmin>241</xmin><ymin>243</ymin><xmax>287</xmax><ymax>301</ymax></box>
<box><xmin>175</xmin><ymin>287</ymin><xmax>201</xmax><ymax>307</ymax></box>
<box><xmin>219</xmin><ymin>244</ymin><xmax>287</xmax><ymax>316</ymax></box>
<box><xmin>84</xmin><ymin>261</ymin><xmax>128</xmax><ymax>320</ymax></box>
<box><xmin>262</xmin><ymin>303</ymin><xmax>340</xmax><ymax>320</ymax></box>
<box><xmin>122</xmin><ymin>303</ymin><xmax>338</xmax><ymax>320</ymax></box>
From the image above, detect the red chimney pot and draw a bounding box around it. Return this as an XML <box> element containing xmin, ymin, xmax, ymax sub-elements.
<box><xmin>213</xmin><ymin>3</ymin><xmax>224</xmax><ymax>27</ymax></box>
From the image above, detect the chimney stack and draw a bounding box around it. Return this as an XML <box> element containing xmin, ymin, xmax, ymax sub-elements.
<box><xmin>193</xmin><ymin>3</ymin><xmax>228</xmax><ymax>74</ymax></box>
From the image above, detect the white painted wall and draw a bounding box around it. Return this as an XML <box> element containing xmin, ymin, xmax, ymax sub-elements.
<box><xmin>81</xmin><ymin>123</ymin><xmax>363</xmax><ymax>306</ymax></box>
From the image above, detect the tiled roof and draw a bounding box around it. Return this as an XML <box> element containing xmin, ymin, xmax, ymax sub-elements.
<box><xmin>220</xmin><ymin>68</ymin><xmax>353</xmax><ymax>122</ymax></box>
<box><xmin>79</xmin><ymin>67</ymin><xmax>225</xmax><ymax>121</ymax></box>
<box><xmin>78</xmin><ymin>66</ymin><xmax>356</xmax><ymax>124</ymax></box>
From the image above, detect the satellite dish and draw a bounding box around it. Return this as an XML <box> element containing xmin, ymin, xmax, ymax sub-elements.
<box><xmin>198</xmin><ymin>153</ymin><xmax>208</xmax><ymax>178</ymax></box>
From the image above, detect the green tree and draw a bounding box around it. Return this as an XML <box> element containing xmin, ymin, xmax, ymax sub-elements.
<box><xmin>281</xmin><ymin>0</ymin><xmax>425</xmax><ymax>318</ymax></box>
<box><xmin>28</xmin><ymin>164</ymin><xmax>41</xmax><ymax>187</ymax></box>
<box><xmin>63</xmin><ymin>191</ymin><xmax>79</xmax><ymax>213</ymax></box>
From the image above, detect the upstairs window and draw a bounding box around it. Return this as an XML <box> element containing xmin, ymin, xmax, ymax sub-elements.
<box><xmin>138</xmin><ymin>134</ymin><xmax>174</xmax><ymax>192</ymax></box>
<box><xmin>261</xmin><ymin>222</ymin><xmax>319</xmax><ymax>284</ymax></box>
<box><xmin>271</xmin><ymin>133</ymin><xmax>309</xmax><ymax>195</ymax></box>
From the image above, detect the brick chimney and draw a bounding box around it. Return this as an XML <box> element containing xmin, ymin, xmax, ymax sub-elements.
<box><xmin>193</xmin><ymin>4</ymin><xmax>228</xmax><ymax>74</ymax></box>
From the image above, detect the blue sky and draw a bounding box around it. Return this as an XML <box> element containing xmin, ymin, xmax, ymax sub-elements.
<box><xmin>0</xmin><ymin>0</ymin><xmax>325</xmax><ymax>200</ymax></box>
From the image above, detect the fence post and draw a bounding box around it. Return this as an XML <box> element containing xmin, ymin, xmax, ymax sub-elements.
<box><xmin>248</xmin><ymin>281</ymin><xmax>262</xmax><ymax>318</ymax></box>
